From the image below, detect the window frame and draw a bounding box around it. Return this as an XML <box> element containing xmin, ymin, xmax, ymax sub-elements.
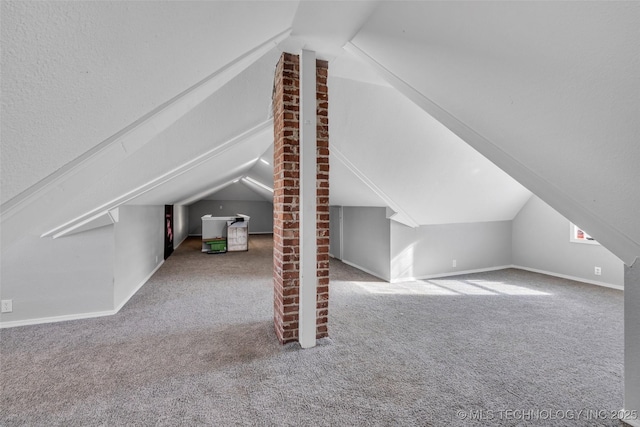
<box><xmin>569</xmin><ymin>222</ymin><xmax>599</xmax><ymax>245</ymax></box>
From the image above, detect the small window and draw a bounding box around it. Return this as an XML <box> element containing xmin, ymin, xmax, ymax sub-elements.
<box><xmin>570</xmin><ymin>223</ymin><xmax>599</xmax><ymax>245</ymax></box>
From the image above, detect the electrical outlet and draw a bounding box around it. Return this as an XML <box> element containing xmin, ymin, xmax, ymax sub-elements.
<box><xmin>595</xmin><ymin>266</ymin><xmax>602</xmax><ymax>276</ymax></box>
<box><xmin>452</xmin><ymin>259</ymin><xmax>457</xmax><ymax>268</ymax></box>
<box><xmin>1</xmin><ymin>300</ymin><xmax>13</xmax><ymax>313</ymax></box>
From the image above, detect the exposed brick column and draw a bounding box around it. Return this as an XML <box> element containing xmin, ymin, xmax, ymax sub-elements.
<box><xmin>273</xmin><ymin>53</ymin><xmax>329</xmax><ymax>344</ymax></box>
<box><xmin>316</xmin><ymin>59</ymin><xmax>330</xmax><ymax>339</ymax></box>
<box><xmin>273</xmin><ymin>53</ymin><xmax>300</xmax><ymax>344</ymax></box>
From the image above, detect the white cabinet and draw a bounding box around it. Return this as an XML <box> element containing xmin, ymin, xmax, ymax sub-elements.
<box><xmin>227</xmin><ymin>215</ymin><xmax>250</xmax><ymax>251</ymax></box>
<box><xmin>200</xmin><ymin>214</ymin><xmax>250</xmax><ymax>252</ymax></box>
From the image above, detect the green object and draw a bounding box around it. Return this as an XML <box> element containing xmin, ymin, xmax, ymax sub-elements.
<box><xmin>205</xmin><ymin>239</ymin><xmax>227</xmax><ymax>253</ymax></box>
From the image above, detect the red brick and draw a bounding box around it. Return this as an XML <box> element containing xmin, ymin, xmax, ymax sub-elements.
<box><xmin>274</xmin><ymin>52</ymin><xmax>330</xmax><ymax>345</ymax></box>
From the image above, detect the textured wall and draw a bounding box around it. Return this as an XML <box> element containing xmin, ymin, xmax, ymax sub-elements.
<box><xmin>0</xmin><ymin>1</ymin><xmax>296</xmax><ymax>204</ymax></box>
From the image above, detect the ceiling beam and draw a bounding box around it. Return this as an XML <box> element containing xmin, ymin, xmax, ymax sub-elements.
<box><xmin>42</xmin><ymin>120</ymin><xmax>272</xmax><ymax>238</ymax></box>
<box><xmin>2</xmin><ymin>28</ymin><xmax>290</xmax><ymax>223</ymax></box>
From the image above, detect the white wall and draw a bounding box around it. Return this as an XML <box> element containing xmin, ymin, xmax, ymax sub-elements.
<box><xmin>188</xmin><ymin>199</ymin><xmax>273</xmax><ymax>235</ymax></box>
<box><xmin>391</xmin><ymin>220</ymin><xmax>513</xmax><ymax>282</ymax></box>
<box><xmin>173</xmin><ymin>204</ymin><xmax>189</xmax><ymax>248</ymax></box>
<box><xmin>625</xmin><ymin>263</ymin><xmax>640</xmax><ymax>419</ymax></box>
<box><xmin>113</xmin><ymin>205</ymin><xmax>165</xmax><ymax>310</ymax></box>
<box><xmin>329</xmin><ymin>206</ymin><xmax>342</xmax><ymax>259</ymax></box>
<box><xmin>0</xmin><ymin>227</ymin><xmax>115</xmax><ymax>326</ymax></box>
<box><xmin>512</xmin><ymin>196</ymin><xmax>624</xmax><ymax>288</ymax></box>
<box><xmin>341</xmin><ymin>207</ymin><xmax>391</xmax><ymax>281</ymax></box>
<box><xmin>351</xmin><ymin>2</ymin><xmax>640</xmax><ymax>265</ymax></box>
<box><xmin>0</xmin><ymin>204</ymin><xmax>172</xmax><ymax>327</ymax></box>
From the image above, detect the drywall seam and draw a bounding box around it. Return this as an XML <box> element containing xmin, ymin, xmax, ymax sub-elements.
<box><xmin>41</xmin><ymin>121</ymin><xmax>271</xmax><ymax>238</ymax></box>
<box><xmin>343</xmin><ymin>41</ymin><xmax>639</xmax><ymax>266</ymax></box>
<box><xmin>390</xmin><ymin>265</ymin><xmax>514</xmax><ymax>283</ymax></box>
<box><xmin>113</xmin><ymin>260</ymin><xmax>164</xmax><ymax>313</ymax></box>
<box><xmin>341</xmin><ymin>259</ymin><xmax>390</xmax><ymax>282</ymax></box>
<box><xmin>332</xmin><ymin>147</ymin><xmax>418</xmax><ymax>228</ymax></box>
<box><xmin>512</xmin><ymin>265</ymin><xmax>623</xmax><ymax>291</ymax></box>
<box><xmin>1</xmin><ymin>28</ymin><xmax>290</xmax><ymax>220</ymax></box>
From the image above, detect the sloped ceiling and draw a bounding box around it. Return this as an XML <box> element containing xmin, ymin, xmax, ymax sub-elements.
<box><xmin>329</xmin><ymin>77</ymin><xmax>531</xmax><ymax>225</ymax></box>
<box><xmin>348</xmin><ymin>1</ymin><xmax>640</xmax><ymax>263</ymax></box>
<box><xmin>2</xmin><ymin>1</ymin><xmax>638</xmax><ymax>264</ymax></box>
<box><xmin>0</xmin><ymin>0</ymin><xmax>297</xmax><ymax>204</ymax></box>
<box><xmin>3</xmin><ymin>45</ymin><xmax>282</xmax><ymax>246</ymax></box>
<box><xmin>204</xmin><ymin>181</ymin><xmax>268</xmax><ymax>203</ymax></box>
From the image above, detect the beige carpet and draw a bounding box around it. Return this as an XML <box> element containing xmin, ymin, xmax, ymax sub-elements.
<box><xmin>0</xmin><ymin>235</ymin><xmax>624</xmax><ymax>426</ymax></box>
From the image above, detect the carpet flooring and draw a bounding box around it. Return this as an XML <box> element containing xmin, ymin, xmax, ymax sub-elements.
<box><xmin>0</xmin><ymin>235</ymin><xmax>624</xmax><ymax>426</ymax></box>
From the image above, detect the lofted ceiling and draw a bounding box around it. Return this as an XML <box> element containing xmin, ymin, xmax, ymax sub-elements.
<box><xmin>0</xmin><ymin>0</ymin><xmax>296</xmax><ymax>204</ymax></box>
<box><xmin>1</xmin><ymin>1</ymin><xmax>638</xmax><ymax>264</ymax></box>
<box><xmin>348</xmin><ymin>1</ymin><xmax>640</xmax><ymax>263</ymax></box>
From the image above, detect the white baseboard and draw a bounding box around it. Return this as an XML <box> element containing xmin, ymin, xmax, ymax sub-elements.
<box><xmin>341</xmin><ymin>259</ymin><xmax>390</xmax><ymax>282</ymax></box>
<box><xmin>0</xmin><ymin>309</ymin><xmax>116</xmax><ymax>329</ymax></box>
<box><xmin>113</xmin><ymin>260</ymin><xmax>164</xmax><ymax>313</ymax></box>
<box><xmin>0</xmin><ymin>260</ymin><xmax>165</xmax><ymax>329</ymax></box>
<box><xmin>511</xmin><ymin>265</ymin><xmax>623</xmax><ymax>290</ymax></box>
<box><xmin>390</xmin><ymin>265</ymin><xmax>513</xmax><ymax>283</ymax></box>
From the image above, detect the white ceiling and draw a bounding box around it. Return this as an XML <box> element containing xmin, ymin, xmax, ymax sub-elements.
<box><xmin>328</xmin><ymin>77</ymin><xmax>531</xmax><ymax>225</ymax></box>
<box><xmin>349</xmin><ymin>1</ymin><xmax>640</xmax><ymax>262</ymax></box>
<box><xmin>0</xmin><ymin>0</ymin><xmax>297</xmax><ymax>204</ymax></box>
<box><xmin>204</xmin><ymin>181</ymin><xmax>268</xmax><ymax>203</ymax></box>
<box><xmin>1</xmin><ymin>1</ymin><xmax>638</xmax><ymax>263</ymax></box>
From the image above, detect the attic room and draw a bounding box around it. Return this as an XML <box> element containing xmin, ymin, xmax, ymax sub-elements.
<box><xmin>1</xmin><ymin>1</ymin><xmax>639</xmax><ymax>425</ymax></box>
